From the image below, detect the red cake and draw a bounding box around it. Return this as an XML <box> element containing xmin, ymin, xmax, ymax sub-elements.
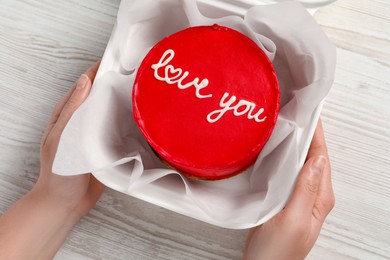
<box><xmin>132</xmin><ymin>24</ymin><xmax>280</xmax><ymax>180</ymax></box>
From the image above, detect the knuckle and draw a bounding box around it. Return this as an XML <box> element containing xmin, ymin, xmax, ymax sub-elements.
<box><xmin>66</xmin><ymin>96</ymin><xmax>81</xmax><ymax>108</ymax></box>
<box><xmin>282</xmin><ymin>214</ymin><xmax>308</xmax><ymax>237</ymax></box>
<box><xmin>40</xmin><ymin>144</ymin><xmax>51</xmax><ymax>159</ymax></box>
<box><xmin>40</xmin><ymin>137</ymin><xmax>52</xmax><ymax>153</ymax></box>
<box><xmin>304</xmin><ymin>182</ymin><xmax>319</xmax><ymax>194</ymax></box>
<box><xmin>315</xmin><ymin>195</ymin><xmax>336</xmax><ymax>219</ymax></box>
<box><xmin>325</xmin><ymin>192</ymin><xmax>336</xmax><ymax>211</ymax></box>
<box><xmin>292</xmin><ymin>221</ymin><xmax>309</xmax><ymax>238</ymax></box>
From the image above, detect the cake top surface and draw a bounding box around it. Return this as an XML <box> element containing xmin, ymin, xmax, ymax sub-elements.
<box><xmin>133</xmin><ymin>24</ymin><xmax>280</xmax><ymax>180</ymax></box>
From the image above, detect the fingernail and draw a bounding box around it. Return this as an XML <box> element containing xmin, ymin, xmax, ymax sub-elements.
<box><xmin>311</xmin><ymin>156</ymin><xmax>326</xmax><ymax>175</ymax></box>
<box><xmin>76</xmin><ymin>74</ymin><xmax>89</xmax><ymax>89</ymax></box>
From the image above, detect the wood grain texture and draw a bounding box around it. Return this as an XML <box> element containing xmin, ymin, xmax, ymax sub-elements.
<box><xmin>0</xmin><ymin>0</ymin><xmax>389</xmax><ymax>259</ymax></box>
<box><xmin>309</xmin><ymin>1</ymin><xmax>390</xmax><ymax>259</ymax></box>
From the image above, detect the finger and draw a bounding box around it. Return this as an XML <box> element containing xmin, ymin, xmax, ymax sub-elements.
<box><xmin>285</xmin><ymin>156</ymin><xmax>327</xmax><ymax>221</ymax></box>
<box><xmin>51</xmin><ymin>60</ymin><xmax>100</xmax><ymax>124</ymax></box>
<box><xmin>53</xmin><ymin>74</ymin><xmax>92</xmax><ymax>133</ymax></box>
<box><xmin>313</xmin><ymin>155</ymin><xmax>335</xmax><ymax>224</ymax></box>
<box><xmin>41</xmin><ymin>84</ymin><xmax>77</xmax><ymax>145</ymax></box>
<box><xmin>48</xmin><ymin>84</ymin><xmax>77</xmax><ymax>126</ymax></box>
<box><xmin>84</xmin><ymin>59</ymin><xmax>101</xmax><ymax>83</ymax></box>
<box><xmin>285</xmin><ymin>119</ymin><xmax>329</xmax><ymax>219</ymax></box>
<box><xmin>306</xmin><ymin>119</ymin><xmax>328</xmax><ymax>160</ymax></box>
<box><xmin>308</xmin><ymin>119</ymin><xmax>335</xmax><ymax>222</ymax></box>
<box><xmin>51</xmin><ymin>60</ymin><xmax>101</xmax><ymax>134</ymax></box>
<box><xmin>43</xmin><ymin>60</ymin><xmax>101</xmax><ymax>139</ymax></box>
<box><xmin>310</xmin><ymin>161</ymin><xmax>334</xmax><ymax>241</ymax></box>
<box><xmin>313</xmin><ymin>161</ymin><xmax>335</xmax><ymax>223</ymax></box>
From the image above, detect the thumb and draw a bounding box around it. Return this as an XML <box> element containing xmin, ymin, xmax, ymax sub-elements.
<box><xmin>51</xmin><ymin>74</ymin><xmax>92</xmax><ymax>136</ymax></box>
<box><xmin>285</xmin><ymin>156</ymin><xmax>327</xmax><ymax>220</ymax></box>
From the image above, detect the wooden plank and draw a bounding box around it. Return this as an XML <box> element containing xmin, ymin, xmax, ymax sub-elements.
<box><xmin>0</xmin><ymin>0</ymin><xmax>389</xmax><ymax>259</ymax></box>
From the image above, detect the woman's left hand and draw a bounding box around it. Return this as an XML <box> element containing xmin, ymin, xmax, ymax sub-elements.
<box><xmin>36</xmin><ymin>60</ymin><xmax>105</xmax><ymax>218</ymax></box>
<box><xmin>0</xmin><ymin>61</ymin><xmax>105</xmax><ymax>260</ymax></box>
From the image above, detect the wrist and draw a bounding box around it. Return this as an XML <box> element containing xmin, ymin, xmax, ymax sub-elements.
<box><xmin>0</xmin><ymin>185</ymin><xmax>83</xmax><ymax>259</ymax></box>
<box><xmin>29</xmin><ymin>184</ymin><xmax>84</xmax><ymax>226</ymax></box>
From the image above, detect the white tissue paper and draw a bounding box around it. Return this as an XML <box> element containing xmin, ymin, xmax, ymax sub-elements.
<box><xmin>53</xmin><ymin>0</ymin><xmax>336</xmax><ymax>229</ymax></box>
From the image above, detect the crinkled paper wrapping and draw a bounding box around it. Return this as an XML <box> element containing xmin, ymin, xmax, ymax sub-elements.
<box><xmin>53</xmin><ymin>0</ymin><xmax>336</xmax><ymax>229</ymax></box>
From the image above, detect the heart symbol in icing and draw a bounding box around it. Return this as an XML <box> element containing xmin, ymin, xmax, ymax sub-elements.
<box><xmin>165</xmin><ymin>65</ymin><xmax>183</xmax><ymax>80</ymax></box>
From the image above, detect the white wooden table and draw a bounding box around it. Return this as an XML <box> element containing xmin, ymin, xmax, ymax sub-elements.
<box><xmin>1</xmin><ymin>0</ymin><xmax>389</xmax><ymax>259</ymax></box>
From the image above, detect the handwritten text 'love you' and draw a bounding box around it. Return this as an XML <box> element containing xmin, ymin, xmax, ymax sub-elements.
<box><xmin>151</xmin><ymin>49</ymin><xmax>267</xmax><ymax>123</ymax></box>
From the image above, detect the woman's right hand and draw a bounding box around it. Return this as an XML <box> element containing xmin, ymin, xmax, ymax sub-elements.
<box><xmin>244</xmin><ymin>119</ymin><xmax>335</xmax><ymax>260</ymax></box>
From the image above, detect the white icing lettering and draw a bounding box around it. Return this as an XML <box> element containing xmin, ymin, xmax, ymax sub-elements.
<box><xmin>151</xmin><ymin>49</ymin><xmax>267</xmax><ymax>124</ymax></box>
<box><xmin>207</xmin><ymin>93</ymin><xmax>236</xmax><ymax>123</ymax></box>
<box><xmin>207</xmin><ymin>92</ymin><xmax>267</xmax><ymax>123</ymax></box>
<box><xmin>151</xmin><ymin>49</ymin><xmax>212</xmax><ymax>99</ymax></box>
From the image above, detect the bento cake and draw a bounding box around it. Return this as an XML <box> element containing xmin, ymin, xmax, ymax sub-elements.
<box><xmin>132</xmin><ymin>24</ymin><xmax>280</xmax><ymax>180</ymax></box>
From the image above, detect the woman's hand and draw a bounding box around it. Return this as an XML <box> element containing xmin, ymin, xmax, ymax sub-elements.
<box><xmin>36</xmin><ymin>60</ymin><xmax>105</xmax><ymax>218</ymax></box>
<box><xmin>244</xmin><ymin>120</ymin><xmax>335</xmax><ymax>260</ymax></box>
<box><xmin>0</xmin><ymin>61</ymin><xmax>105</xmax><ymax>260</ymax></box>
